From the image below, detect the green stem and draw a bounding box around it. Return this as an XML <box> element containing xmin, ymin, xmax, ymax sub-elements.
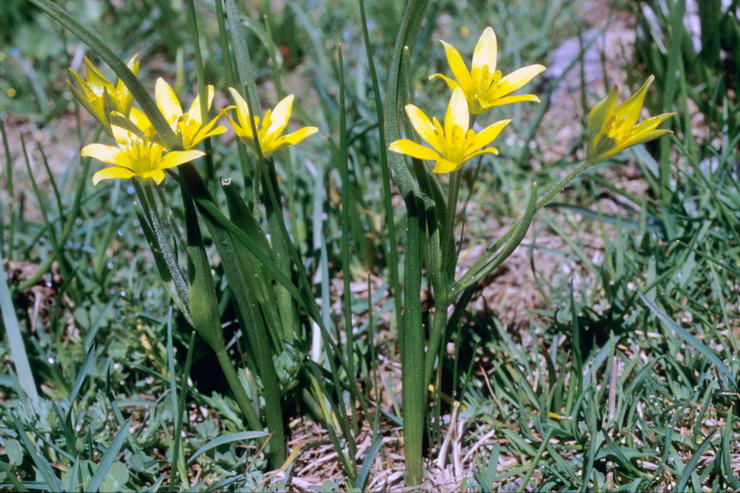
<box><xmin>423</xmin><ymin>170</ymin><xmax>461</xmax><ymax>389</ymax></box>
<box><xmin>443</xmin><ymin>170</ymin><xmax>462</xmax><ymax>278</ymax></box>
<box><xmin>263</xmin><ymin>166</ymin><xmax>298</xmax><ymax>343</ymax></box>
<box><xmin>402</xmin><ymin>196</ymin><xmax>424</xmax><ymax>486</ymax></box>
<box><xmin>214</xmin><ymin>347</ymin><xmax>262</xmax><ymax>433</ymax></box>
<box><xmin>535</xmin><ymin>159</ymin><xmax>591</xmax><ymax>210</ymax></box>
<box><xmin>456</xmin><ymin>160</ymin><xmax>591</xmax><ymax>289</ymax></box>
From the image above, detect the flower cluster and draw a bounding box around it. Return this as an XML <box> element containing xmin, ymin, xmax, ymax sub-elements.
<box><xmin>70</xmin><ymin>57</ymin><xmax>318</xmax><ymax>185</ymax></box>
<box><xmin>390</xmin><ymin>26</ymin><xmax>673</xmax><ymax>174</ymax></box>
<box><xmin>389</xmin><ymin>26</ymin><xmax>543</xmax><ymax>174</ymax></box>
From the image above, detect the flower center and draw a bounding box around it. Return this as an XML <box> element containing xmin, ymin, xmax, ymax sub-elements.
<box><xmin>125</xmin><ymin>141</ymin><xmax>162</xmax><ymax>173</ymax></box>
<box><xmin>606</xmin><ymin>116</ymin><xmax>630</xmax><ymax>143</ymax></box>
<box><xmin>470</xmin><ymin>67</ymin><xmax>502</xmax><ymax>99</ymax></box>
<box><xmin>444</xmin><ymin>125</ymin><xmax>468</xmax><ymax>163</ymax></box>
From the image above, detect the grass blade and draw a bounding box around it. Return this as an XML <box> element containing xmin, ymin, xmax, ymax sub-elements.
<box><xmin>86</xmin><ymin>419</ymin><xmax>131</xmax><ymax>492</ymax></box>
<box><xmin>0</xmin><ymin>263</ymin><xmax>39</xmax><ymax>403</ymax></box>
<box><xmin>639</xmin><ymin>293</ymin><xmax>736</xmax><ymax>389</ymax></box>
<box><xmin>187</xmin><ymin>431</ymin><xmax>268</xmax><ymax>464</ymax></box>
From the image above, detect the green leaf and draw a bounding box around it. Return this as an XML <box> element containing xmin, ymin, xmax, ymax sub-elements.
<box><xmin>639</xmin><ymin>293</ymin><xmax>737</xmax><ymax>389</ymax></box>
<box><xmin>353</xmin><ymin>437</ymin><xmax>383</xmax><ymax>491</ymax></box>
<box><xmin>86</xmin><ymin>419</ymin><xmax>131</xmax><ymax>492</ymax></box>
<box><xmin>0</xmin><ymin>263</ymin><xmax>39</xmax><ymax>404</ymax></box>
<box><xmin>187</xmin><ymin>431</ymin><xmax>268</xmax><ymax>464</ymax></box>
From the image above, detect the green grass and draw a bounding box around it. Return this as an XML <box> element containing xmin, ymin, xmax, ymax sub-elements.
<box><xmin>1</xmin><ymin>0</ymin><xmax>738</xmax><ymax>490</ymax></box>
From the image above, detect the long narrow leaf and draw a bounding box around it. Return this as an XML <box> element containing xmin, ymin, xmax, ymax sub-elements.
<box><xmin>639</xmin><ymin>293</ymin><xmax>736</xmax><ymax>389</ymax></box>
<box><xmin>86</xmin><ymin>419</ymin><xmax>131</xmax><ymax>492</ymax></box>
<box><xmin>0</xmin><ymin>263</ymin><xmax>39</xmax><ymax>403</ymax></box>
<box><xmin>187</xmin><ymin>431</ymin><xmax>268</xmax><ymax>464</ymax></box>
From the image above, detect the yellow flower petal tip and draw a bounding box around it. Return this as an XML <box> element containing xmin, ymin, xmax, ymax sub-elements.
<box><xmin>82</xmin><ymin>126</ymin><xmax>204</xmax><ymax>186</ymax></box>
<box><xmin>389</xmin><ymin>87</ymin><xmax>509</xmax><ymax>174</ymax></box>
<box><xmin>67</xmin><ymin>54</ymin><xmax>140</xmax><ymax>130</ymax></box>
<box><xmin>431</xmin><ymin>26</ymin><xmax>545</xmax><ymax>115</ymax></box>
<box><xmin>226</xmin><ymin>90</ymin><xmax>318</xmax><ymax>156</ymax></box>
<box><xmin>586</xmin><ymin>76</ymin><xmax>674</xmax><ymax>164</ymax></box>
<box><xmin>147</xmin><ymin>79</ymin><xmax>224</xmax><ymax>150</ymax></box>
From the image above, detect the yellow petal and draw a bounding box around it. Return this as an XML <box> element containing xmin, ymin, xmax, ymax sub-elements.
<box><xmin>83</xmin><ymin>56</ymin><xmax>111</xmax><ymax>90</ymax></box>
<box><xmin>128</xmin><ymin>107</ymin><xmax>156</xmax><ymax>139</ymax></box>
<box><xmin>472</xmin><ymin>27</ymin><xmax>497</xmax><ymax>72</ymax></box>
<box><xmin>388</xmin><ymin>139</ymin><xmax>440</xmax><ymax>161</ymax></box>
<box><xmin>191</xmin><ymin>117</ymin><xmax>228</xmax><ymax>146</ymax></box>
<box><xmin>191</xmin><ymin>125</ymin><xmax>227</xmax><ymax>147</ymax></box>
<box><xmin>445</xmin><ymin>87</ymin><xmax>469</xmax><ymax>136</ymax></box>
<box><xmin>267</xmin><ymin>94</ymin><xmax>294</xmax><ymax>137</ymax></box>
<box><xmin>155</xmin><ymin>77</ymin><xmax>183</xmax><ymax>124</ymax></box>
<box><xmin>280</xmin><ymin>126</ymin><xmax>318</xmax><ymax>146</ymax></box>
<box><xmin>467</xmin><ymin>119</ymin><xmax>511</xmax><ymax>153</ymax></box>
<box><xmin>629</xmin><ymin>112</ymin><xmax>674</xmax><ymax>137</ymax></box>
<box><xmin>159</xmin><ymin>150</ymin><xmax>205</xmax><ymax>169</ymax></box>
<box><xmin>92</xmin><ymin>166</ymin><xmax>135</xmax><ymax>185</ymax></box>
<box><xmin>588</xmin><ymin>85</ymin><xmax>619</xmax><ymax>142</ymax></box>
<box><xmin>463</xmin><ymin>147</ymin><xmax>499</xmax><ymax>162</ymax></box>
<box><xmin>228</xmin><ymin>87</ymin><xmax>251</xmax><ymax>128</ymax></box>
<box><xmin>111</xmin><ymin>124</ymin><xmax>139</xmax><ymax>145</ymax></box>
<box><xmin>139</xmin><ymin>169</ymin><xmax>167</xmax><ymax>185</ymax></box>
<box><xmin>188</xmin><ymin>85</ymin><xmax>216</xmax><ymax>123</ymax></box>
<box><xmin>431</xmin><ymin>158</ymin><xmax>460</xmax><ymax>174</ymax></box>
<box><xmin>481</xmin><ymin>94</ymin><xmax>540</xmax><ymax>109</ymax></box>
<box><xmin>428</xmin><ymin>73</ymin><xmax>462</xmax><ymax>93</ymax></box>
<box><xmin>81</xmin><ymin>143</ymin><xmax>123</xmax><ymax>164</ymax></box>
<box><xmin>225</xmin><ymin>111</ymin><xmax>249</xmax><ymax>138</ymax></box>
<box><xmin>622</xmin><ymin>129</ymin><xmax>672</xmax><ymax>151</ymax></box>
<box><xmin>126</xmin><ymin>54</ymin><xmax>140</xmax><ymax>75</ymax></box>
<box><xmin>616</xmin><ymin>75</ymin><xmax>654</xmax><ymax>129</ymax></box>
<box><xmin>405</xmin><ymin>104</ymin><xmax>442</xmax><ymax>151</ymax></box>
<box><xmin>495</xmin><ymin>64</ymin><xmax>546</xmax><ymax>96</ymax></box>
<box><xmin>440</xmin><ymin>41</ymin><xmax>472</xmax><ymax>91</ymax></box>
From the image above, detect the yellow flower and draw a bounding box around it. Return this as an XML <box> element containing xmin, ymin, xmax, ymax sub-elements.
<box><xmin>68</xmin><ymin>55</ymin><xmax>140</xmax><ymax>129</ymax></box>
<box><xmin>225</xmin><ymin>89</ymin><xmax>319</xmax><ymax>156</ymax></box>
<box><xmin>388</xmin><ymin>87</ymin><xmax>511</xmax><ymax>174</ymax></box>
<box><xmin>153</xmin><ymin>78</ymin><xmax>227</xmax><ymax>150</ymax></box>
<box><xmin>430</xmin><ymin>27</ymin><xmax>545</xmax><ymax>115</ymax></box>
<box><xmin>586</xmin><ymin>75</ymin><xmax>674</xmax><ymax>164</ymax></box>
<box><xmin>81</xmin><ymin>125</ymin><xmax>204</xmax><ymax>185</ymax></box>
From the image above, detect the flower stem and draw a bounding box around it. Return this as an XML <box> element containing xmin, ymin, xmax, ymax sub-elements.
<box><xmin>214</xmin><ymin>346</ymin><xmax>262</xmax><ymax>433</ymax></box>
<box><xmin>535</xmin><ymin>159</ymin><xmax>591</xmax><ymax>210</ymax></box>
<box><xmin>402</xmin><ymin>196</ymin><xmax>425</xmax><ymax>486</ymax></box>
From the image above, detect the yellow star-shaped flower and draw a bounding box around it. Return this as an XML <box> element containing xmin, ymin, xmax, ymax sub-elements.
<box><xmin>81</xmin><ymin>125</ymin><xmax>204</xmax><ymax>185</ymax></box>
<box><xmin>430</xmin><ymin>27</ymin><xmax>545</xmax><ymax>115</ymax></box>
<box><xmin>225</xmin><ymin>89</ymin><xmax>319</xmax><ymax>157</ymax></box>
<box><xmin>389</xmin><ymin>87</ymin><xmax>510</xmax><ymax>174</ymax></box>
<box><xmin>68</xmin><ymin>55</ymin><xmax>139</xmax><ymax>130</ymax></box>
<box><xmin>154</xmin><ymin>78</ymin><xmax>227</xmax><ymax>150</ymax></box>
<box><xmin>587</xmin><ymin>75</ymin><xmax>674</xmax><ymax>164</ymax></box>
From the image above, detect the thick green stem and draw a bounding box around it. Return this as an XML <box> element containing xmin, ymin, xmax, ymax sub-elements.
<box><xmin>535</xmin><ymin>160</ymin><xmax>591</xmax><ymax>210</ymax></box>
<box><xmin>402</xmin><ymin>196</ymin><xmax>424</xmax><ymax>486</ymax></box>
<box><xmin>214</xmin><ymin>347</ymin><xmax>262</xmax><ymax>433</ymax></box>
<box><xmin>263</xmin><ymin>166</ymin><xmax>298</xmax><ymax>343</ymax></box>
<box><xmin>423</xmin><ymin>170</ymin><xmax>461</xmax><ymax>389</ymax></box>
